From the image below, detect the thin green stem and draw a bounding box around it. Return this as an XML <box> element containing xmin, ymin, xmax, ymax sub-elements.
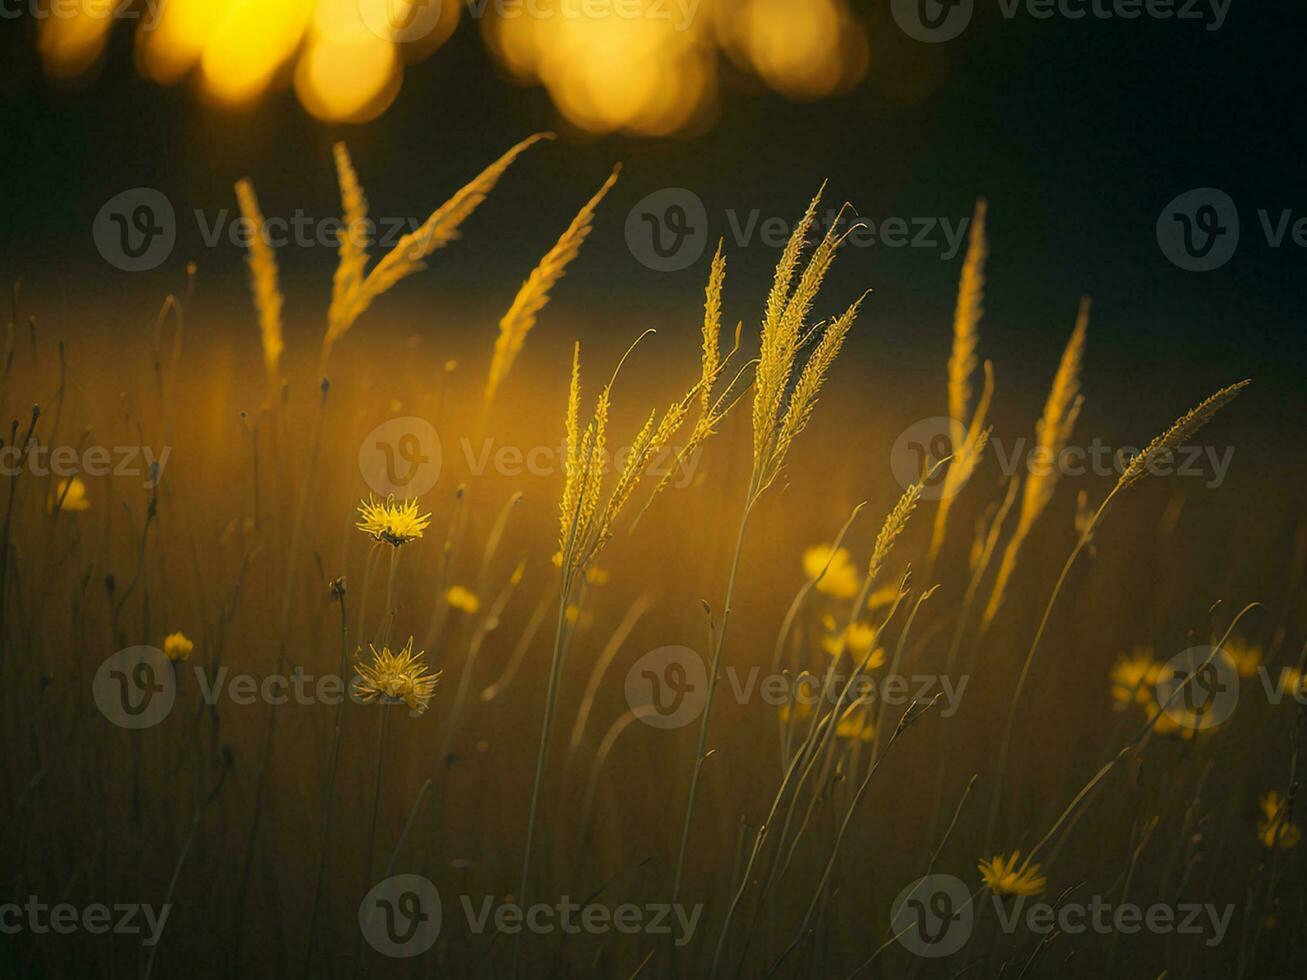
<box><xmin>510</xmin><ymin>572</ymin><xmax>576</xmax><ymax>979</ymax></box>
<box><xmin>670</xmin><ymin>485</ymin><xmax>756</xmax><ymax>915</ymax></box>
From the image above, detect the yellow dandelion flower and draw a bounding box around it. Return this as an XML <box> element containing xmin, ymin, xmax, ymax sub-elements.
<box><xmin>866</xmin><ymin>582</ymin><xmax>899</xmax><ymax>611</ymax></box>
<box><xmin>353</xmin><ymin>638</ymin><xmax>441</xmax><ymax>716</ymax></box>
<box><xmin>1222</xmin><ymin>639</ymin><xmax>1262</xmax><ymax>679</ymax></box>
<box><xmin>585</xmin><ymin>566</ymin><xmax>610</xmax><ymax>586</ymax></box>
<box><xmin>803</xmin><ymin>544</ymin><xmax>860</xmax><ymax>599</ymax></box>
<box><xmin>1144</xmin><ymin>693</ymin><xmax>1206</xmax><ymax>741</ymax></box>
<box><xmin>356</xmin><ymin>495</ymin><xmax>431</xmax><ymax>546</ymax></box>
<box><xmin>836</xmin><ymin>705</ymin><xmax>876</xmax><ymax>743</ymax></box>
<box><xmin>446</xmin><ymin>585</ymin><xmax>480</xmax><ymax>614</ymax></box>
<box><xmin>779</xmin><ymin>700</ymin><xmax>814</xmax><ymax>726</ymax></box>
<box><xmin>1258</xmin><ymin>791</ymin><xmax>1301</xmax><ymax>849</ymax></box>
<box><xmin>163</xmin><ymin>631</ymin><xmax>193</xmax><ymax>662</ymax></box>
<box><xmin>1110</xmin><ymin>647</ymin><xmax>1161</xmax><ymax>709</ymax></box>
<box><xmin>979</xmin><ymin>852</ymin><xmax>1047</xmax><ymax>897</ymax></box>
<box><xmin>50</xmin><ymin>476</ymin><xmax>89</xmax><ymax>513</ymax></box>
<box><xmin>820</xmin><ymin>618</ymin><xmax>883</xmax><ymax>665</ymax></box>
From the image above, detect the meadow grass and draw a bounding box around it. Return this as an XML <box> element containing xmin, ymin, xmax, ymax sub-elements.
<box><xmin>0</xmin><ymin>142</ymin><xmax>1301</xmax><ymax>980</ymax></box>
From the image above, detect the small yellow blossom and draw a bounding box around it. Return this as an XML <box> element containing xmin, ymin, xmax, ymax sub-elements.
<box><xmin>1258</xmin><ymin>791</ymin><xmax>1301</xmax><ymax>849</ymax></box>
<box><xmin>163</xmin><ymin>631</ymin><xmax>193</xmax><ymax>662</ymax></box>
<box><xmin>836</xmin><ymin>704</ymin><xmax>875</xmax><ymax>742</ymax></box>
<box><xmin>1281</xmin><ymin>667</ymin><xmax>1305</xmax><ymax>698</ymax></box>
<box><xmin>446</xmin><ymin>585</ymin><xmax>480</xmax><ymax>614</ymax></box>
<box><xmin>820</xmin><ymin>617</ymin><xmax>884</xmax><ymax>666</ymax></box>
<box><xmin>1110</xmin><ymin>648</ymin><xmax>1161</xmax><ymax>709</ymax></box>
<box><xmin>866</xmin><ymin>582</ymin><xmax>899</xmax><ymax>611</ymax></box>
<box><xmin>778</xmin><ymin>700</ymin><xmax>814</xmax><ymax>726</ymax></box>
<box><xmin>50</xmin><ymin>477</ymin><xmax>89</xmax><ymax>513</ymax></box>
<box><xmin>1222</xmin><ymin>639</ymin><xmax>1262</xmax><ymax>679</ymax></box>
<box><xmin>803</xmin><ymin>545</ymin><xmax>860</xmax><ymax>600</ymax></box>
<box><xmin>979</xmin><ymin>852</ymin><xmax>1047</xmax><ymax>897</ymax></box>
<box><xmin>353</xmin><ymin>638</ymin><xmax>441</xmax><ymax>716</ymax></box>
<box><xmin>585</xmin><ymin>566</ymin><xmax>609</xmax><ymax>586</ymax></box>
<box><xmin>1145</xmin><ymin>693</ymin><xmax>1206</xmax><ymax>741</ymax></box>
<box><xmin>356</xmin><ymin>495</ymin><xmax>431</xmax><ymax>546</ymax></box>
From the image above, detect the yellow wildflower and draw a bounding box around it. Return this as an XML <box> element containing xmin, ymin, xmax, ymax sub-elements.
<box><xmin>1222</xmin><ymin>639</ymin><xmax>1262</xmax><ymax>679</ymax></box>
<box><xmin>356</xmin><ymin>495</ymin><xmax>431</xmax><ymax>546</ymax></box>
<box><xmin>836</xmin><ymin>704</ymin><xmax>875</xmax><ymax>742</ymax></box>
<box><xmin>803</xmin><ymin>545</ymin><xmax>860</xmax><ymax>600</ymax></box>
<box><xmin>446</xmin><ymin>585</ymin><xmax>480</xmax><ymax>614</ymax></box>
<box><xmin>820</xmin><ymin>617</ymin><xmax>883</xmax><ymax>666</ymax></box>
<box><xmin>50</xmin><ymin>477</ymin><xmax>89</xmax><ymax>513</ymax></box>
<box><xmin>353</xmin><ymin>638</ymin><xmax>440</xmax><ymax>716</ymax></box>
<box><xmin>1258</xmin><ymin>791</ymin><xmax>1301</xmax><ymax>849</ymax></box>
<box><xmin>1110</xmin><ymin>648</ymin><xmax>1161</xmax><ymax>709</ymax></box>
<box><xmin>163</xmin><ymin>631</ymin><xmax>193</xmax><ymax>662</ymax></box>
<box><xmin>979</xmin><ymin>852</ymin><xmax>1047</xmax><ymax>897</ymax></box>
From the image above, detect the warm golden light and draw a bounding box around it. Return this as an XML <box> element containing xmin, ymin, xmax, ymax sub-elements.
<box><xmin>296</xmin><ymin>33</ymin><xmax>403</xmax><ymax>122</ymax></box>
<box><xmin>200</xmin><ymin>0</ymin><xmax>313</xmax><ymax>107</ymax></box>
<box><xmin>489</xmin><ymin>0</ymin><xmax>717</xmax><ymax>135</ymax></box>
<box><xmin>37</xmin><ymin>0</ymin><xmax>118</xmax><ymax>81</ymax></box>
<box><xmin>36</xmin><ymin>0</ymin><xmax>866</xmax><ymax>130</ymax></box>
<box><xmin>715</xmin><ymin>0</ymin><xmax>868</xmax><ymax>99</ymax></box>
<box><xmin>137</xmin><ymin>0</ymin><xmax>234</xmax><ymax>84</ymax></box>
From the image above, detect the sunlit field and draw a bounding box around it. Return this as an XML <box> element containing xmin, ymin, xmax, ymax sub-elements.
<box><xmin>2</xmin><ymin>138</ymin><xmax>1305</xmax><ymax>980</ymax></box>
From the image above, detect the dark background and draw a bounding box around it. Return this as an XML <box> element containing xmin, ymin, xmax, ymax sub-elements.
<box><xmin>0</xmin><ymin>2</ymin><xmax>1301</xmax><ymax>435</ymax></box>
